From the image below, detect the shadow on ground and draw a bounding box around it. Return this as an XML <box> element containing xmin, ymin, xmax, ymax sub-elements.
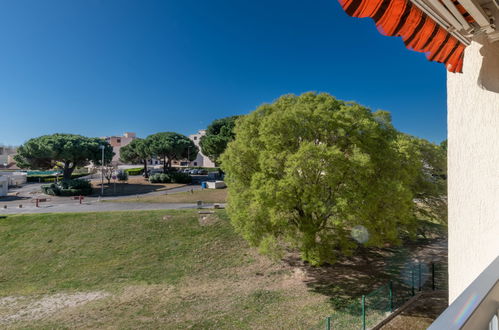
<box><xmin>283</xmin><ymin>237</ymin><xmax>448</xmax><ymax>313</ymax></box>
<box><xmin>0</xmin><ymin>196</ymin><xmax>32</xmax><ymax>202</ymax></box>
<box><xmin>89</xmin><ymin>183</ymin><xmax>191</xmax><ymax>197</ymax></box>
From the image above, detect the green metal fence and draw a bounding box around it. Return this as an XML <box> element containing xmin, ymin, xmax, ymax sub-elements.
<box><xmin>324</xmin><ymin>261</ymin><xmax>448</xmax><ymax>329</ymax></box>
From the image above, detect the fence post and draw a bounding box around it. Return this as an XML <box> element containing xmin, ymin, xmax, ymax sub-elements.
<box><xmin>325</xmin><ymin>316</ymin><xmax>331</xmax><ymax>330</ymax></box>
<box><xmin>411</xmin><ymin>266</ymin><xmax>415</xmax><ymax>296</ymax></box>
<box><xmin>432</xmin><ymin>262</ymin><xmax>435</xmax><ymax>290</ymax></box>
<box><xmin>362</xmin><ymin>295</ymin><xmax>366</xmax><ymax>330</ymax></box>
<box><xmin>418</xmin><ymin>262</ymin><xmax>422</xmax><ymax>291</ymax></box>
<box><xmin>389</xmin><ymin>281</ymin><xmax>393</xmax><ymax>312</ymax></box>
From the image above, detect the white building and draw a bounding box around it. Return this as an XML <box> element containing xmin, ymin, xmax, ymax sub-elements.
<box><xmin>187</xmin><ymin>130</ymin><xmax>216</xmax><ymax>168</ymax></box>
<box><xmin>0</xmin><ymin>176</ymin><xmax>8</xmax><ymax>196</ymax></box>
<box><xmin>0</xmin><ymin>145</ymin><xmax>17</xmax><ymax>168</ymax></box>
<box><xmin>103</xmin><ymin>132</ymin><xmax>137</xmax><ymax>165</ymax></box>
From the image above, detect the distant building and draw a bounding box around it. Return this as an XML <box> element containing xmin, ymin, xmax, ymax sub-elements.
<box><xmin>0</xmin><ymin>176</ymin><xmax>7</xmax><ymax>196</ymax></box>
<box><xmin>186</xmin><ymin>130</ymin><xmax>215</xmax><ymax>168</ymax></box>
<box><xmin>0</xmin><ymin>145</ymin><xmax>18</xmax><ymax>169</ymax></box>
<box><xmin>103</xmin><ymin>132</ymin><xmax>137</xmax><ymax>165</ymax></box>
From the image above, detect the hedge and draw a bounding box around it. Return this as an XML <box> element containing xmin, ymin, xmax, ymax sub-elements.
<box><xmin>149</xmin><ymin>172</ymin><xmax>192</xmax><ymax>184</ymax></box>
<box><xmin>41</xmin><ymin>179</ymin><xmax>92</xmax><ymax>196</ymax></box>
<box><xmin>28</xmin><ymin>173</ymin><xmax>88</xmax><ymax>183</ymax></box>
<box><xmin>125</xmin><ymin>168</ymin><xmax>143</xmax><ymax>176</ymax></box>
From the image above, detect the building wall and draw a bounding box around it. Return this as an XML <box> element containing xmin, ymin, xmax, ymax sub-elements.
<box><xmin>447</xmin><ymin>39</ymin><xmax>499</xmax><ymax>303</ymax></box>
<box><xmin>0</xmin><ymin>176</ymin><xmax>8</xmax><ymax>196</ymax></box>
<box><xmin>188</xmin><ymin>130</ymin><xmax>216</xmax><ymax>168</ymax></box>
<box><xmin>104</xmin><ymin>132</ymin><xmax>137</xmax><ymax>164</ymax></box>
<box><xmin>0</xmin><ymin>146</ymin><xmax>17</xmax><ymax>167</ymax></box>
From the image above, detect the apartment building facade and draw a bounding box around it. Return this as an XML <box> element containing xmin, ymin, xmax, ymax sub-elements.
<box><xmin>103</xmin><ymin>132</ymin><xmax>137</xmax><ymax>165</ymax></box>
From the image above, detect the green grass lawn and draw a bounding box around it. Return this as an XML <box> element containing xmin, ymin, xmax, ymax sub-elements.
<box><xmin>110</xmin><ymin>188</ymin><xmax>228</xmax><ymax>203</ymax></box>
<box><xmin>0</xmin><ymin>210</ymin><xmax>332</xmax><ymax>328</ymax></box>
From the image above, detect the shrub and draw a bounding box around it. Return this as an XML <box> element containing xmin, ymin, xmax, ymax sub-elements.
<box><xmin>149</xmin><ymin>173</ymin><xmax>171</xmax><ymax>183</ymax></box>
<box><xmin>159</xmin><ymin>173</ymin><xmax>169</xmax><ymax>183</ymax></box>
<box><xmin>41</xmin><ymin>179</ymin><xmax>92</xmax><ymax>196</ymax></box>
<box><xmin>149</xmin><ymin>174</ymin><xmax>159</xmax><ymax>183</ymax></box>
<box><xmin>59</xmin><ymin>189</ymin><xmax>84</xmax><ymax>196</ymax></box>
<box><xmin>117</xmin><ymin>171</ymin><xmax>128</xmax><ymax>182</ymax></box>
<box><xmin>41</xmin><ymin>183</ymin><xmax>61</xmax><ymax>196</ymax></box>
<box><xmin>27</xmin><ymin>173</ymin><xmax>88</xmax><ymax>183</ymax></box>
<box><xmin>125</xmin><ymin>168</ymin><xmax>143</xmax><ymax>176</ymax></box>
<box><xmin>170</xmin><ymin>172</ymin><xmax>192</xmax><ymax>184</ymax></box>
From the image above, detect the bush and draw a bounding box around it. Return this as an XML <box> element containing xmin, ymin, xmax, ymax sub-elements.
<box><xmin>27</xmin><ymin>173</ymin><xmax>88</xmax><ymax>183</ymax></box>
<box><xmin>41</xmin><ymin>179</ymin><xmax>92</xmax><ymax>196</ymax></box>
<box><xmin>41</xmin><ymin>184</ymin><xmax>60</xmax><ymax>196</ymax></box>
<box><xmin>59</xmin><ymin>189</ymin><xmax>84</xmax><ymax>196</ymax></box>
<box><xmin>117</xmin><ymin>171</ymin><xmax>128</xmax><ymax>182</ymax></box>
<box><xmin>148</xmin><ymin>172</ymin><xmax>191</xmax><ymax>184</ymax></box>
<box><xmin>149</xmin><ymin>173</ymin><xmax>170</xmax><ymax>183</ymax></box>
<box><xmin>60</xmin><ymin>179</ymin><xmax>91</xmax><ymax>190</ymax></box>
<box><xmin>170</xmin><ymin>172</ymin><xmax>192</xmax><ymax>184</ymax></box>
<box><xmin>125</xmin><ymin>168</ymin><xmax>143</xmax><ymax>176</ymax></box>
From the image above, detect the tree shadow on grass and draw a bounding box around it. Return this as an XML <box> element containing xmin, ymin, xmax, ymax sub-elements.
<box><xmin>283</xmin><ymin>237</ymin><xmax>447</xmax><ymax>313</ymax></box>
<box><xmin>89</xmin><ymin>183</ymin><xmax>188</xmax><ymax>197</ymax></box>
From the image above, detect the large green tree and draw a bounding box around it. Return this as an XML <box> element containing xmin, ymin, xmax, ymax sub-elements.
<box><xmin>404</xmin><ymin>136</ymin><xmax>447</xmax><ymax>224</ymax></box>
<box><xmin>120</xmin><ymin>139</ymin><xmax>151</xmax><ymax>178</ymax></box>
<box><xmin>146</xmin><ymin>132</ymin><xmax>198</xmax><ymax>173</ymax></box>
<box><xmin>14</xmin><ymin>134</ymin><xmax>114</xmax><ymax>180</ymax></box>
<box><xmin>200</xmin><ymin>115</ymin><xmax>239</xmax><ymax>165</ymax></box>
<box><xmin>221</xmin><ymin>93</ymin><xmax>423</xmax><ymax>265</ymax></box>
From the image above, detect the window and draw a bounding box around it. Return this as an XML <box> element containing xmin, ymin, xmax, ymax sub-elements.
<box><xmin>194</xmin><ymin>162</ymin><xmax>197</xmax><ymax>166</ymax></box>
<box><xmin>117</xmin><ymin>138</ymin><xmax>121</xmax><ymax>144</ymax></box>
<box><xmin>193</xmin><ymin>136</ymin><xmax>197</xmax><ymax>140</ymax></box>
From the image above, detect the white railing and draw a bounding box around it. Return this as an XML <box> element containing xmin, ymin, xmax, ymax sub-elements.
<box><xmin>429</xmin><ymin>256</ymin><xmax>499</xmax><ymax>329</ymax></box>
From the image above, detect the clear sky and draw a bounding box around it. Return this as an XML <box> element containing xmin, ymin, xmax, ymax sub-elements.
<box><xmin>0</xmin><ymin>0</ymin><xmax>447</xmax><ymax>146</ymax></box>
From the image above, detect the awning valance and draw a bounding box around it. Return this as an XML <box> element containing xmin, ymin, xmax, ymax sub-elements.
<box><xmin>338</xmin><ymin>0</ymin><xmax>466</xmax><ymax>72</ymax></box>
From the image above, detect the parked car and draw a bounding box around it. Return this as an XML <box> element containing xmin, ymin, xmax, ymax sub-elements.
<box><xmin>198</xmin><ymin>169</ymin><xmax>208</xmax><ymax>175</ymax></box>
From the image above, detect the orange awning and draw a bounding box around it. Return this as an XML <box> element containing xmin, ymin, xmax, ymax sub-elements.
<box><xmin>338</xmin><ymin>0</ymin><xmax>466</xmax><ymax>72</ymax></box>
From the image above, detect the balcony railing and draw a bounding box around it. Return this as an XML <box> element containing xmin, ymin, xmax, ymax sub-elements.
<box><xmin>429</xmin><ymin>256</ymin><xmax>499</xmax><ymax>329</ymax></box>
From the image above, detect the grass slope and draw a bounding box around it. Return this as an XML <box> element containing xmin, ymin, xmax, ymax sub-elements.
<box><xmin>0</xmin><ymin>210</ymin><xmax>331</xmax><ymax>329</ymax></box>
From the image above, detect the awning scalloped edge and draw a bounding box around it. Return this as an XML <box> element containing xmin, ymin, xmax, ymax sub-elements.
<box><xmin>338</xmin><ymin>0</ymin><xmax>466</xmax><ymax>72</ymax></box>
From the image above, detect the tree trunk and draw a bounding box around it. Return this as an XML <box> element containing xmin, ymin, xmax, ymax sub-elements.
<box><xmin>62</xmin><ymin>163</ymin><xmax>74</xmax><ymax>181</ymax></box>
<box><xmin>143</xmin><ymin>159</ymin><xmax>149</xmax><ymax>178</ymax></box>
<box><xmin>163</xmin><ymin>156</ymin><xmax>167</xmax><ymax>173</ymax></box>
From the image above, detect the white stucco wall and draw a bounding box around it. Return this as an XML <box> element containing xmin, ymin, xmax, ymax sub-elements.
<box><xmin>0</xmin><ymin>176</ymin><xmax>8</xmax><ymax>196</ymax></box>
<box><xmin>447</xmin><ymin>39</ymin><xmax>499</xmax><ymax>303</ymax></box>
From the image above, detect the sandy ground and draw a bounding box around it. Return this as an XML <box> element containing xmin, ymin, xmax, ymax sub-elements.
<box><xmin>0</xmin><ymin>292</ymin><xmax>110</xmax><ymax>324</ymax></box>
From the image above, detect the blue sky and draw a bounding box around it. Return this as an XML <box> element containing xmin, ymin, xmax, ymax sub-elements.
<box><xmin>0</xmin><ymin>0</ymin><xmax>447</xmax><ymax>146</ymax></box>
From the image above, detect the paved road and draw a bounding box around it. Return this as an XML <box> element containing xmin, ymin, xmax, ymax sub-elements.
<box><xmin>0</xmin><ymin>183</ymin><xmax>213</xmax><ymax>215</ymax></box>
<box><xmin>0</xmin><ymin>183</ymin><xmax>202</xmax><ymax>204</ymax></box>
<box><xmin>0</xmin><ymin>201</ymin><xmax>222</xmax><ymax>215</ymax></box>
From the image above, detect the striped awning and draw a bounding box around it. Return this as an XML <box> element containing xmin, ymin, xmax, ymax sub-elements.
<box><xmin>338</xmin><ymin>0</ymin><xmax>466</xmax><ymax>72</ymax></box>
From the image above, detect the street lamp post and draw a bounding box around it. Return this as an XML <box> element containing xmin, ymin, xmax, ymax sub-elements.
<box><xmin>100</xmin><ymin>145</ymin><xmax>105</xmax><ymax>196</ymax></box>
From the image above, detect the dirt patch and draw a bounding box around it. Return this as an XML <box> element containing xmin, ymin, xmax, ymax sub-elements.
<box><xmin>198</xmin><ymin>213</ymin><xmax>219</xmax><ymax>226</ymax></box>
<box><xmin>0</xmin><ymin>291</ymin><xmax>110</xmax><ymax>324</ymax></box>
<box><xmin>379</xmin><ymin>291</ymin><xmax>448</xmax><ymax>330</ymax></box>
<box><xmin>283</xmin><ymin>237</ymin><xmax>448</xmax><ymax>307</ymax></box>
